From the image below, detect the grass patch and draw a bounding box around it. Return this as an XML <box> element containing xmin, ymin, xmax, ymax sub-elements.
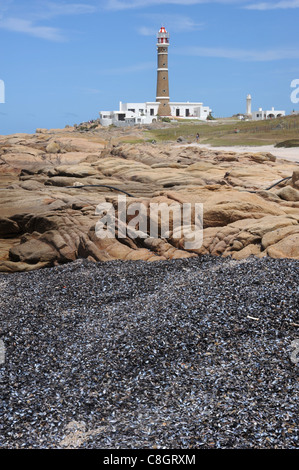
<box><xmin>275</xmin><ymin>139</ymin><xmax>299</xmax><ymax>148</ymax></box>
<box><xmin>119</xmin><ymin>138</ymin><xmax>145</xmax><ymax>144</ymax></box>
<box><xmin>143</xmin><ymin>114</ymin><xmax>299</xmax><ymax>147</ymax></box>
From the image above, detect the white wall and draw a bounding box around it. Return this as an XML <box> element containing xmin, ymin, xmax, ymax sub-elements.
<box><xmin>170</xmin><ymin>103</ymin><xmax>211</xmax><ymax>120</ymax></box>
<box><xmin>100</xmin><ymin>100</ymin><xmax>211</xmax><ymax>126</ymax></box>
<box><xmin>252</xmin><ymin>109</ymin><xmax>286</xmax><ymax>120</ymax></box>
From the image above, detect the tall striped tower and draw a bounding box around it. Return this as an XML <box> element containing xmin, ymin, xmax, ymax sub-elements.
<box><xmin>156</xmin><ymin>26</ymin><xmax>171</xmax><ymax>116</ymax></box>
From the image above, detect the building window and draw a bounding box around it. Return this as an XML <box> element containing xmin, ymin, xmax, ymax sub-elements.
<box><xmin>128</xmin><ymin>109</ymin><xmax>135</xmax><ymax>113</ymax></box>
<box><xmin>150</xmin><ymin>109</ymin><xmax>154</xmax><ymax>116</ymax></box>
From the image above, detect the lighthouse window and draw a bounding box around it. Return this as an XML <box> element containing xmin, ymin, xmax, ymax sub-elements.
<box><xmin>163</xmin><ymin>76</ymin><xmax>166</xmax><ymax>80</ymax></box>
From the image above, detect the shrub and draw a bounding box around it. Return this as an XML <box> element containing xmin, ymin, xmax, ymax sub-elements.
<box><xmin>207</xmin><ymin>112</ymin><xmax>215</xmax><ymax>121</ymax></box>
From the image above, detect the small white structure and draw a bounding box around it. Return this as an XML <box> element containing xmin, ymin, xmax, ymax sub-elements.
<box><xmin>99</xmin><ymin>102</ymin><xmax>158</xmax><ymax>127</ymax></box>
<box><xmin>251</xmin><ymin>107</ymin><xmax>285</xmax><ymax>121</ymax></box>
<box><xmin>99</xmin><ymin>101</ymin><xmax>211</xmax><ymax>127</ymax></box>
<box><xmin>170</xmin><ymin>102</ymin><xmax>211</xmax><ymax>119</ymax></box>
<box><xmin>246</xmin><ymin>94</ymin><xmax>252</xmax><ymax>116</ymax></box>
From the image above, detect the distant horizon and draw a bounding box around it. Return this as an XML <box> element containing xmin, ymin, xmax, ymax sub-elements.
<box><xmin>1</xmin><ymin>0</ymin><xmax>299</xmax><ymax>135</ymax></box>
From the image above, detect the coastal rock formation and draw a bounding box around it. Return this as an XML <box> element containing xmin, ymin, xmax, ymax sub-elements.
<box><xmin>0</xmin><ymin>127</ymin><xmax>298</xmax><ymax>272</ymax></box>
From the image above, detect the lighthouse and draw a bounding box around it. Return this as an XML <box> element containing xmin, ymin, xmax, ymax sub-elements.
<box><xmin>246</xmin><ymin>94</ymin><xmax>252</xmax><ymax>116</ymax></box>
<box><xmin>156</xmin><ymin>26</ymin><xmax>171</xmax><ymax>116</ymax></box>
<box><xmin>99</xmin><ymin>26</ymin><xmax>213</xmax><ymax>126</ymax></box>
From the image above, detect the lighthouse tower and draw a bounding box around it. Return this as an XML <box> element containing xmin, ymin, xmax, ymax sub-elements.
<box><xmin>246</xmin><ymin>94</ymin><xmax>252</xmax><ymax>116</ymax></box>
<box><xmin>156</xmin><ymin>26</ymin><xmax>171</xmax><ymax>116</ymax></box>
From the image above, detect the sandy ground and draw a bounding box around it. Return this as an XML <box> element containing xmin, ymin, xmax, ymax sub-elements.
<box><xmin>184</xmin><ymin>143</ymin><xmax>299</xmax><ymax>163</ymax></box>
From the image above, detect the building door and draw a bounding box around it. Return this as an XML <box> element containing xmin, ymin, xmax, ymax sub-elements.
<box><xmin>185</xmin><ymin>109</ymin><xmax>190</xmax><ymax>117</ymax></box>
<box><xmin>176</xmin><ymin>109</ymin><xmax>180</xmax><ymax>116</ymax></box>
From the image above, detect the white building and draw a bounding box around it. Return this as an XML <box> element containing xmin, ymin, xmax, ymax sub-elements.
<box><xmin>251</xmin><ymin>106</ymin><xmax>285</xmax><ymax>121</ymax></box>
<box><xmin>99</xmin><ymin>26</ymin><xmax>212</xmax><ymax>127</ymax></box>
<box><xmin>99</xmin><ymin>101</ymin><xmax>211</xmax><ymax>127</ymax></box>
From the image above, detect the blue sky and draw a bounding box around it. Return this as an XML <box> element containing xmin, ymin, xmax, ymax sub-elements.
<box><xmin>0</xmin><ymin>0</ymin><xmax>299</xmax><ymax>135</ymax></box>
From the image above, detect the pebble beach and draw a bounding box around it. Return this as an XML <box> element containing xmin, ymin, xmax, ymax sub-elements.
<box><xmin>0</xmin><ymin>255</ymin><xmax>298</xmax><ymax>449</ymax></box>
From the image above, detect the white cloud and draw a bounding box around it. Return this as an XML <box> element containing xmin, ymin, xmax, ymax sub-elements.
<box><xmin>245</xmin><ymin>0</ymin><xmax>299</xmax><ymax>9</ymax></box>
<box><xmin>105</xmin><ymin>0</ymin><xmax>246</xmax><ymax>10</ymax></box>
<box><xmin>0</xmin><ymin>2</ymin><xmax>97</xmax><ymax>41</ymax></box>
<box><xmin>177</xmin><ymin>45</ymin><xmax>299</xmax><ymax>61</ymax></box>
<box><xmin>32</xmin><ymin>2</ymin><xmax>97</xmax><ymax>20</ymax></box>
<box><xmin>105</xmin><ymin>0</ymin><xmax>299</xmax><ymax>10</ymax></box>
<box><xmin>137</xmin><ymin>13</ymin><xmax>203</xmax><ymax>35</ymax></box>
<box><xmin>0</xmin><ymin>17</ymin><xmax>66</xmax><ymax>41</ymax></box>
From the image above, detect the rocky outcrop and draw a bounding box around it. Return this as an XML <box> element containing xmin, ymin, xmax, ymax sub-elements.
<box><xmin>0</xmin><ymin>128</ymin><xmax>298</xmax><ymax>272</ymax></box>
<box><xmin>276</xmin><ymin>185</ymin><xmax>299</xmax><ymax>201</ymax></box>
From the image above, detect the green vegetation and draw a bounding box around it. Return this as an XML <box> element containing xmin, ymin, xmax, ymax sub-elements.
<box><xmin>119</xmin><ymin>138</ymin><xmax>146</xmax><ymax>144</ymax></box>
<box><xmin>207</xmin><ymin>112</ymin><xmax>216</xmax><ymax>121</ymax></box>
<box><xmin>143</xmin><ymin>114</ymin><xmax>299</xmax><ymax>147</ymax></box>
<box><xmin>275</xmin><ymin>139</ymin><xmax>299</xmax><ymax>148</ymax></box>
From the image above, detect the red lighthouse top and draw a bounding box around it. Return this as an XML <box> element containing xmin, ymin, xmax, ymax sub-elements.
<box><xmin>157</xmin><ymin>26</ymin><xmax>169</xmax><ymax>44</ymax></box>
